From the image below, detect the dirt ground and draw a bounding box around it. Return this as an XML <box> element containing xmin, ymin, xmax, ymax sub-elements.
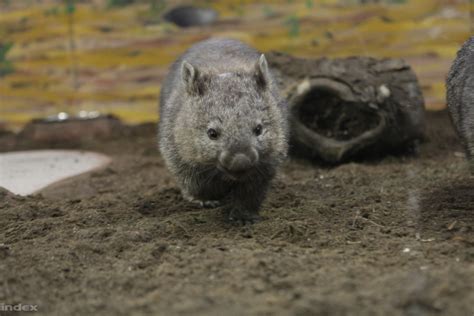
<box><xmin>0</xmin><ymin>110</ymin><xmax>473</xmax><ymax>316</ymax></box>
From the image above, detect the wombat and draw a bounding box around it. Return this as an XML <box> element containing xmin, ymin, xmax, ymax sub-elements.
<box><xmin>159</xmin><ymin>38</ymin><xmax>288</xmax><ymax>222</ymax></box>
<box><xmin>447</xmin><ymin>36</ymin><xmax>474</xmax><ymax>173</ymax></box>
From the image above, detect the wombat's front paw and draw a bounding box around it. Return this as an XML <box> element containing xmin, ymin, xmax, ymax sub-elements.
<box><xmin>189</xmin><ymin>199</ymin><xmax>221</xmax><ymax>209</ymax></box>
<box><xmin>199</xmin><ymin>200</ymin><xmax>221</xmax><ymax>208</ymax></box>
<box><xmin>226</xmin><ymin>208</ymin><xmax>261</xmax><ymax>225</ymax></box>
<box><xmin>181</xmin><ymin>190</ymin><xmax>221</xmax><ymax>208</ymax></box>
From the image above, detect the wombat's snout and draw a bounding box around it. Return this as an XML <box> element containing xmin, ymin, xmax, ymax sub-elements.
<box><xmin>218</xmin><ymin>148</ymin><xmax>259</xmax><ymax>178</ymax></box>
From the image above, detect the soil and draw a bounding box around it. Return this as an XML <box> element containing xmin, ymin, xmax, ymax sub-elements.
<box><xmin>0</xmin><ymin>110</ymin><xmax>473</xmax><ymax>316</ymax></box>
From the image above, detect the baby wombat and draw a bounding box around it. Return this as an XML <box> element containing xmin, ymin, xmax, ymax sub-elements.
<box><xmin>447</xmin><ymin>36</ymin><xmax>474</xmax><ymax>173</ymax></box>
<box><xmin>159</xmin><ymin>38</ymin><xmax>288</xmax><ymax>222</ymax></box>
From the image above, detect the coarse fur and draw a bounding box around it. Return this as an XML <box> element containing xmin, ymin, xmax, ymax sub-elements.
<box><xmin>159</xmin><ymin>38</ymin><xmax>289</xmax><ymax>222</ymax></box>
<box><xmin>447</xmin><ymin>36</ymin><xmax>474</xmax><ymax>173</ymax></box>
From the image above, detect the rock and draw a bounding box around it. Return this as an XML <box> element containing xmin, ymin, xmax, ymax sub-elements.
<box><xmin>163</xmin><ymin>6</ymin><xmax>218</xmax><ymax>27</ymax></box>
<box><xmin>18</xmin><ymin>115</ymin><xmax>124</xmax><ymax>147</ymax></box>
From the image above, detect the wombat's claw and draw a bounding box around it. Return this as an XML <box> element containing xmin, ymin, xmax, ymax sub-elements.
<box><xmin>198</xmin><ymin>200</ymin><xmax>221</xmax><ymax>208</ymax></box>
<box><xmin>188</xmin><ymin>199</ymin><xmax>220</xmax><ymax>209</ymax></box>
<box><xmin>182</xmin><ymin>191</ymin><xmax>220</xmax><ymax>208</ymax></box>
<box><xmin>227</xmin><ymin>210</ymin><xmax>261</xmax><ymax>225</ymax></box>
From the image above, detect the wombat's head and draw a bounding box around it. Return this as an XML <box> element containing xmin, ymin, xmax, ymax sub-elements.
<box><xmin>174</xmin><ymin>55</ymin><xmax>287</xmax><ymax>180</ymax></box>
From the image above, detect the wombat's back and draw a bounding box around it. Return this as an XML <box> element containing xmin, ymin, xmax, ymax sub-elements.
<box><xmin>447</xmin><ymin>37</ymin><xmax>474</xmax><ymax>133</ymax></box>
<box><xmin>447</xmin><ymin>36</ymin><xmax>474</xmax><ymax>171</ymax></box>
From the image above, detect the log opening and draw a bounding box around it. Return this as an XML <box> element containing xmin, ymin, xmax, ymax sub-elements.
<box><xmin>294</xmin><ymin>86</ymin><xmax>380</xmax><ymax>141</ymax></box>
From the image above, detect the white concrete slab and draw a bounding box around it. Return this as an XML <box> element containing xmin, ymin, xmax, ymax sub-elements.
<box><xmin>0</xmin><ymin>150</ymin><xmax>111</xmax><ymax>196</ymax></box>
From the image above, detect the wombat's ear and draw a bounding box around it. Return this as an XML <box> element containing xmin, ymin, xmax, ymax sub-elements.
<box><xmin>181</xmin><ymin>61</ymin><xmax>205</xmax><ymax>95</ymax></box>
<box><xmin>254</xmin><ymin>54</ymin><xmax>270</xmax><ymax>91</ymax></box>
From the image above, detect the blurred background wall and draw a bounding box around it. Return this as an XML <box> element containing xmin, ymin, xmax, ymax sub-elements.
<box><xmin>0</xmin><ymin>0</ymin><xmax>471</xmax><ymax>130</ymax></box>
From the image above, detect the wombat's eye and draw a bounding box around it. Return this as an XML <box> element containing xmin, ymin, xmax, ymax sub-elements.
<box><xmin>254</xmin><ymin>124</ymin><xmax>263</xmax><ymax>136</ymax></box>
<box><xmin>207</xmin><ymin>128</ymin><xmax>219</xmax><ymax>140</ymax></box>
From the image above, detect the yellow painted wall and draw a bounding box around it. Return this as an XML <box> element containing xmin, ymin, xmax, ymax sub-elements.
<box><xmin>0</xmin><ymin>0</ymin><xmax>471</xmax><ymax>129</ymax></box>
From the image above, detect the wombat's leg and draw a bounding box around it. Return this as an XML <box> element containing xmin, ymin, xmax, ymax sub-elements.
<box><xmin>225</xmin><ymin>181</ymin><xmax>270</xmax><ymax>224</ymax></box>
<box><xmin>467</xmin><ymin>151</ymin><xmax>474</xmax><ymax>174</ymax></box>
<box><xmin>181</xmin><ymin>188</ymin><xmax>221</xmax><ymax>208</ymax></box>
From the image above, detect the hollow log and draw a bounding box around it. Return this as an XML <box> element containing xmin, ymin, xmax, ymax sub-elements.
<box><xmin>267</xmin><ymin>52</ymin><xmax>426</xmax><ymax>163</ymax></box>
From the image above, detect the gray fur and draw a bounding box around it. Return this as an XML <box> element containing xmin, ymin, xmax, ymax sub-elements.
<box><xmin>159</xmin><ymin>38</ymin><xmax>288</xmax><ymax>222</ymax></box>
<box><xmin>447</xmin><ymin>36</ymin><xmax>474</xmax><ymax>173</ymax></box>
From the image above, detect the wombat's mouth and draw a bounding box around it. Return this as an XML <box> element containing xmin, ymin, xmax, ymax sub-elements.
<box><xmin>289</xmin><ymin>78</ymin><xmax>386</xmax><ymax>163</ymax></box>
<box><xmin>216</xmin><ymin>164</ymin><xmax>252</xmax><ymax>181</ymax></box>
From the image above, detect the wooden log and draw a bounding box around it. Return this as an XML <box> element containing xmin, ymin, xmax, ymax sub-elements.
<box><xmin>267</xmin><ymin>52</ymin><xmax>426</xmax><ymax>163</ymax></box>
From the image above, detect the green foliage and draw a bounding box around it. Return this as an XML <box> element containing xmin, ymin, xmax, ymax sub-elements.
<box><xmin>108</xmin><ymin>0</ymin><xmax>164</xmax><ymax>10</ymax></box>
<box><xmin>262</xmin><ymin>5</ymin><xmax>276</xmax><ymax>19</ymax></box>
<box><xmin>350</xmin><ymin>0</ymin><xmax>407</xmax><ymax>4</ymax></box>
<box><xmin>284</xmin><ymin>15</ymin><xmax>300</xmax><ymax>38</ymax></box>
<box><xmin>107</xmin><ymin>0</ymin><xmax>137</xmax><ymax>7</ymax></box>
<box><xmin>0</xmin><ymin>42</ymin><xmax>14</xmax><ymax>77</ymax></box>
<box><xmin>44</xmin><ymin>7</ymin><xmax>60</xmax><ymax>16</ymax></box>
<box><xmin>0</xmin><ymin>43</ymin><xmax>13</xmax><ymax>62</ymax></box>
<box><xmin>140</xmin><ymin>0</ymin><xmax>167</xmax><ymax>25</ymax></box>
<box><xmin>150</xmin><ymin>0</ymin><xmax>166</xmax><ymax>13</ymax></box>
<box><xmin>305</xmin><ymin>0</ymin><xmax>314</xmax><ymax>9</ymax></box>
<box><xmin>64</xmin><ymin>0</ymin><xmax>75</xmax><ymax>14</ymax></box>
<box><xmin>229</xmin><ymin>0</ymin><xmax>245</xmax><ymax>17</ymax></box>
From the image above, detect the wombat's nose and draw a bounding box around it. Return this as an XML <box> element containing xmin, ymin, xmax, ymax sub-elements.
<box><xmin>229</xmin><ymin>153</ymin><xmax>252</xmax><ymax>172</ymax></box>
<box><xmin>219</xmin><ymin>148</ymin><xmax>258</xmax><ymax>176</ymax></box>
